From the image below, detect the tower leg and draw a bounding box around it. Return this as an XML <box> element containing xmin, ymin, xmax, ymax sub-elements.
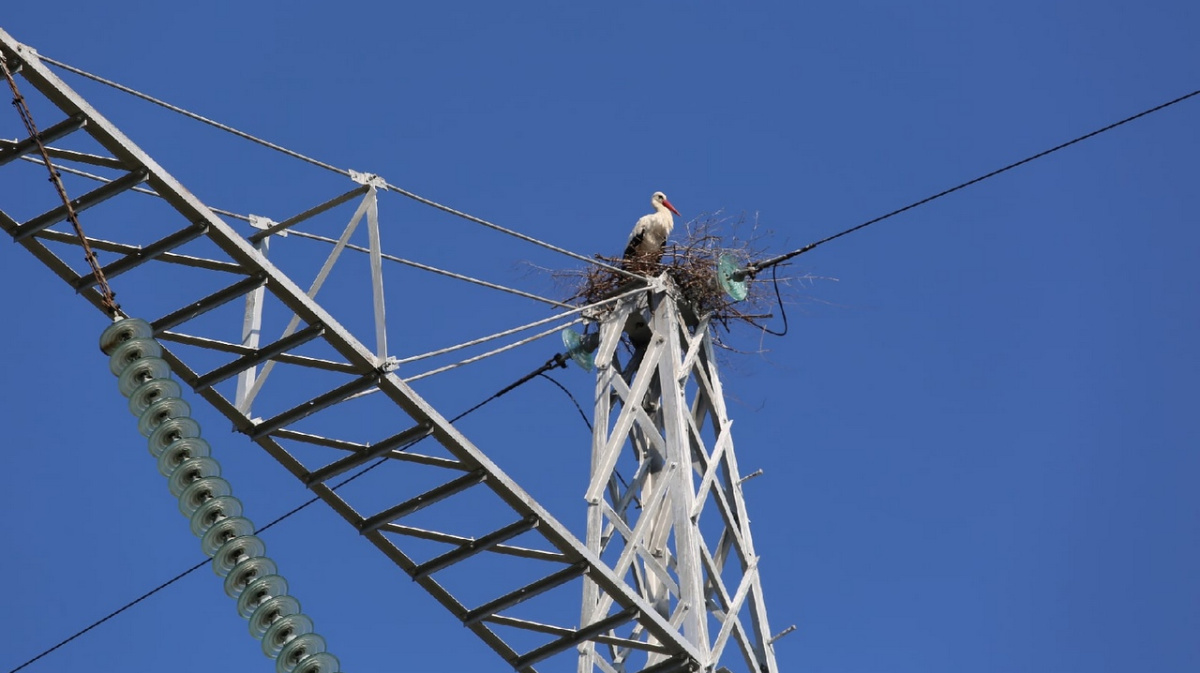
<box><xmin>580</xmin><ymin>283</ymin><xmax>779</xmax><ymax>673</ymax></box>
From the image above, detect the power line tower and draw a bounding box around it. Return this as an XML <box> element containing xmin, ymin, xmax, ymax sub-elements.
<box><xmin>575</xmin><ymin>283</ymin><xmax>780</xmax><ymax>673</ymax></box>
<box><xmin>1</xmin><ymin>28</ymin><xmax>781</xmax><ymax>673</ymax></box>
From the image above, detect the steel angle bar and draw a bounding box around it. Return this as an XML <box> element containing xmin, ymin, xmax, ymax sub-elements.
<box><xmin>272</xmin><ymin>427</ymin><xmax>467</xmax><ymax>471</ymax></box>
<box><xmin>2</xmin><ymin>28</ymin><xmax>706</xmax><ymax>668</ymax></box>
<box><xmin>359</xmin><ymin>469</ymin><xmax>487</xmax><ymax>534</ymax></box>
<box><xmin>303</xmin><ymin>421</ymin><xmax>433</xmax><ymax>485</ymax></box>
<box><xmin>697</xmin><ymin>544</ymin><xmax>762</xmax><ymax>671</ymax></box>
<box><xmin>411</xmin><ymin>516</ymin><xmax>538</xmax><ymax>579</ymax></box>
<box><xmin>485</xmin><ymin>615</ymin><xmax>671</xmax><ymax>654</ymax></box>
<box><xmin>17</xmin><ymin>155</ymin><xmax>158</xmax><ymax>196</ymax></box>
<box><xmin>709</xmin><ymin>559</ymin><xmax>759</xmax><ymax>664</ymax></box>
<box><xmin>237</xmin><ymin>188</ymin><xmax>374</xmax><ymax>413</ymax></box>
<box><xmin>34</xmin><ymin>228</ymin><xmax>244</xmax><ymax>273</ymax></box>
<box><xmin>10</xmin><ymin>141</ymin><xmax>125</xmax><ymax>169</ymax></box>
<box><xmin>236</xmin><ymin>237</ymin><xmax>267</xmax><ymax>414</ymax></box>
<box><xmin>155</xmin><ymin>331</ymin><xmax>358</xmax><ymax>375</ymax></box>
<box><xmin>269</xmin><ymin>428</ymin><xmax>366</xmax><ymax>452</ymax></box>
<box><xmin>676</xmin><ymin>315</ymin><xmax>711</xmax><ymax>381</ymax></box>
<box><xmin>634</xmin><ymin>655</ymin><xmax>695</xmax><ymax>673</ymax></box>
<box><xmin>249</xmin><ymin>372</ymin><xmax>380</xmax><ymax>440</ymax></box>
<box><xmin>364</xmin><ymin>186</ymin><xmax>387</xmax><ymax>361</ymax></box>
<box><xmin>11</xmin><ymin>167</ymin><xmax>147</xmax><ymax>241</ymax></box>
<box><xmin>0</xmin><ymin>112</ymin><xmax>85</xmax><ymax>167</ymax></box>
<box><xmin>511</xmin><ymin>607</ymin><xmax>639</xmax><ymax>671</ymax></box>
<box><xmin>357</xmin><ymin>529</ymin><xmax>528</xmax><ymax>668</ymax></box>
<box><xmin>72</xmin><ymin>221</ymin><xmax>207</xmax><ymax>289</ymax></box>
<box><xmin>462</xmin><ymin>563</ymin><xmax>588</xmax><ymax>626</ymax></box>
<box><xmin>193</xmin><ymin>323</ymin><xmax>326</xmax><ymax>391</ymax></box>
<box><xmin>286</xmin><ymin>228</ymin><xmax>570</xmax><ymax>310</ymax></box>
<box><xmin>383</xmin><ymin>523</ymin><xmax>568</xmax><ymax>563</ymax></box>
<box><xmin>247</xmin><ymin>184</ymin><xmax>368</xmax><ymax>243</ymax></box>
<box><xmin>0</xmin><ymin>208</ymin><xmax>113</xmax><ymax>316</ymax></box>
<box><xmin>151</xmin><ymin>274</ymin><xmax>266</xmax><ymax>333</ymax></box>
<box><xmin>690</xmin><ymin>419</ymin><xmax>733</xmax><ymax>520</ymax></box>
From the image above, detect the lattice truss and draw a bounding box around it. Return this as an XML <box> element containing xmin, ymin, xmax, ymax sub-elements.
<box><xmin>578</xmin><ymin>288</ymin><xmax>778</xmax><ymax>673</ymax></box>
<box><xmin>1</xmin><ymin>29</ymin><xmax>779</xmax><ymax>673</ymax></box>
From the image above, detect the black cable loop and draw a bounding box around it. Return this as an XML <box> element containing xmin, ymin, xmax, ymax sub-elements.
<box><xmin>7</xmin><ymin>351</ymin><xmax>573</xmax><ymax>673</ymax></box>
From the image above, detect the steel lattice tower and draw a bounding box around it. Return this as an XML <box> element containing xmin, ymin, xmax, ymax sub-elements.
<box><xmin>1</xmin><ymin>28</ymin><xmax>780</xmax><ymax>673</ymax></box>
<box><xmin>577</xmin><ymin>283</ymin><xmax>779</xmax><ymax>673</ymax></box>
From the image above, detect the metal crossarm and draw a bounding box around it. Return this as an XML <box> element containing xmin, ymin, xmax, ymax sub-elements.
<box><xmin>0</xmin><ymin>111</ymin><xmax>85</xmax><ymax>166</ymax></box>
<box><xmin>32</xmin><ymin>226</ymin><xmax>246</xmax><ymax>273</ymax></box>
<box><xmin>358</xmin><ymin>469</ymin><xmax>489</xmax><ymax>534</ymax></box>
<box><xmin>151</xmin><ymin>274</ymin><xmax>267</xmax><ymax>333</ymax></box>
<box><xmin>12</xmin><ymin>167</ymin><xmax>147</xmax><ymax>240</ymax></box>
<box><xmin>193</xmin><ymin>323</ymin><xmax>326</xmax><ymax>391</ymax></box>
<box><xmin>462</xmin><ymin>563</ymin><xmax>589</xmax><ymax>626</ymax></box>
<box><xmin>302</xmin><ymin>421</ymin><xmax>434</xmax><ymax>486</ymax></box>
<box><xmin>411</xmin><ymin>516</ymin><xmax>539</xmax><ymax>579</ymax></box>
<box><xmin>3</xmin><ymin>28</ymin><xmax>722</xmax><ymax>673</ymax></box>
<box><xmin>71</xmin><ymin>220</ymin><xmax>207</xmax><ymax>289</ymax></box>
<box><xmin>513</xmin><ymin>607</ymin><xmax>641</xmax><ymax>670</ymax></box>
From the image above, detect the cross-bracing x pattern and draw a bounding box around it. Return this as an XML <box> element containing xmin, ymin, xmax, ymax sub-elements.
<box><xmin>1</xmin><ymin>28</ymin><xmax>773</xmax><ymax>673</ymax></box>
<box><xmin>580</xmin><ymin>289</ymin><xmax>779</xmax><ymax>673</ymax></box>
<box><xmin>0</xmin><ymin>30</ymin><xmax>715</xmax><ymax>671</ymax></box>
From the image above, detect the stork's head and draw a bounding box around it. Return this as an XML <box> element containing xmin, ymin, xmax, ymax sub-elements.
<box><xmin>652</xmin><ymin>191</ymin><xmax>681</xmax><ymax>217</ymax></box>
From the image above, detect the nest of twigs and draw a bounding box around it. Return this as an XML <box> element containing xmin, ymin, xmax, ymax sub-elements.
<box><xmin>554</xmin><ymin>213</ymin><xmax>783</xmax><ymax>339</ymax></box>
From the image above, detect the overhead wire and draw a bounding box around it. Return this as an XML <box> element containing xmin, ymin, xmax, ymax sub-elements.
<box><xmin>742</xmin><ymin>87</ymin><xmax>1200</xmax><ymax>278</ymax></box>
<box><xmin>283</xmin><ymin>228</ymin><xmax>571</xmax><ymax>309</ymax></box>
<box><xmin>38</xmin><ymin>54</ymin><xmax>651</xmax><ymax>284</ymax></box>
<box><xmin>537</xmin><ymin>372</ymin><xmax>593</xmax><ymax>433</ymax></box>
<box><xmin>7</xmin><ymin>152</ymin><xmax>642</xmax><ymax>382</ymax></box>
<box><xmin>9</xmin><ymin>151</ymin><xmax>571</xmax><ymax>309</ymax></box>
<box><xmin>15</xmin><ymin>47</ymin><xmax>1194</xmax><ymax>673</ymax></box>
<box><xmin>747</xmin><ymin>265</ymin><xmax>788</xmax><ymax>338</ymax></box>
<box><xmin>6</xmin><ymin>349</ymin><xmax>572</xmax><ymax>673</ymax></box>
<box><xmin>402</xmin><ymin>317</ymin><xmax>583</xmax><ymax>384</ymax></box>
<box><xmin>30</xmin><ymin>66</ymin><xmax>1197</xmax><ymax>326</ymax></box>
<box><xmin>393</xmin><ymin>284</ymin><xmax>649</xmax><ymax>367</ymax></box>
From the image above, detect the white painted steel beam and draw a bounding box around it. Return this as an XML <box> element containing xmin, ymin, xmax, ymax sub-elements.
<box><xmin>579</xmin><ymin>278</ymin><xmax>781</xmax><ymax>673</ymax></box>
<box><xmin>1</xmin><ymin>28</ymin><xmax>712</xmax><ymax>673</ymax></box>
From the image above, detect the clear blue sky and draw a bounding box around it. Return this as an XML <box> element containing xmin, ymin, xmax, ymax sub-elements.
<box><xmin>2</xmin><ymin>3</ymin><xmax>1198</xmax><ymax>673</ymax></box>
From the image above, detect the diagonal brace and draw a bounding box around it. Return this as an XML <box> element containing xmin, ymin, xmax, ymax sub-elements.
<box><xmin>248</xmin><ymin>371</ymin><xmax>379</xmax><ymax>439</ymax></box>
<box><xmin>193</xmin><ymin>323</ymin><xmax>326</xmax><ymax>392</ymax></box>
<box><xmin>511</xmin><ymin>607</ymin><xmax>639</xmax><ymax>671</ymax></box>
<box><xmin>304</xmin><ymin>421</ymin><xmax>434</xmax><ymax>486</ymax></box>
<box><xmin>0</xmin><ymin>113</ymin><xmax>85</xmax><ymax>167</ymax></box>
<box><xmin>462</xmin><ymin>563</ymin><xmax>588</xmax><ymax>627</ymax></box>
<box><xmin>11</xmin><ymin>167</ymin><xmax>147</xmax><ymax>241</ymax></box>
<box><xmin>151</xmin><ymin>274</ymin><xmax>267</xmax><ymax>333</ymax></box>
<box><xmin>359</xmin><ymin>469</ymin><xmax>486</xmax><ymax>534</ymax></box>
<box><xmin>247</xmin><ymin>185</ymin><xmax>368</xmax><ymax>243</ymax></box>
<box><xmin>411</xmin><ymin>516</ymin><xmax>538</xmax><ymax>580</ymax></box>
<box><xmin>72</xmin><ymin>221</ymin><xmax>208</xmax><ymax>290</ymax></box>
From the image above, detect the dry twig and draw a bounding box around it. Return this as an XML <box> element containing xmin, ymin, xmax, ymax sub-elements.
<box><xmin>548</xmin><ymin>212</ymin><xmax>809</xmax><ymax>350</ymax></box>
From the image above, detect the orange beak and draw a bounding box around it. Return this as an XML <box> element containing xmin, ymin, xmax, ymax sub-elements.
<box><xmin>663</xmin><ymin>198</ymin><xmax>681</xmax><ymax>217</ymax></box>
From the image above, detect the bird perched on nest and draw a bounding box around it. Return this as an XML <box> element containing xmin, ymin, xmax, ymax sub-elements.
<box><xmin>623</xmin><ymin>191</ymin><xmax>681</xmax><ymax>271</ymax></box>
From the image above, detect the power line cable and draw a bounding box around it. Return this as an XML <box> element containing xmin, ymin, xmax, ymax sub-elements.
<box><xmin>6</xmin><ymin>352</ymin><xmax>570</xmax><ymax>673</ymax></box>
<box><xmin>538</xmin><ymin>372</ymin><xmax>593</xmax><ymax>432</ymax></box>
<box><xmin>747</xmin><ymin>265</ymin><xmax>788</xmax><ymax>338</ymax></box>
<box><xmin>742</xmin><ymin>87</ymin><xmax>1200</xmax><ymax>278</ymax></box>
<box><xmin>37</xmin><ymin>54</ymin><xmax>650</xmax><ymax>283</ymax></box>
<box><xmin>6</xmin><ymin>556</ymin><xmax>210</xmax><ymax>673</ymax></box>
<box><xmin>534</xmin><ymin>373</ymin><xmax>638</xmax><ymax>505</ymax></box>
<box><xmin>10</xmin><ymin>154</ymin><xmax>573</xmax><ymax>310</ymax></box>
<box><xmin>16</xmin><ymin>50</ymin><xmax>1194</xmax><ymax>672</ymax></box>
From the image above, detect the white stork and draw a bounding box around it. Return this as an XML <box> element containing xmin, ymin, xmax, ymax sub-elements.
<box><xmin>623</xmin><ymin>191</ymin><xmax>680</xmax><ymax>267</ymax></box>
